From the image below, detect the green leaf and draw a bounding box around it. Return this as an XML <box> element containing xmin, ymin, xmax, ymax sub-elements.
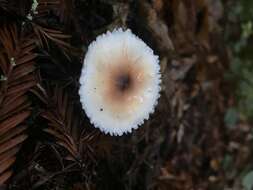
<box><xmin>242</xmin><ymin>171</ymin><xmax>253</xmax><ymax>190</ymax></box>
<box><xmin>222</xmin><ymin>154</ymin><xmax>233</xmax><ymax>170</ymax></box>
<box><xmin>224</xmin><ymin>108</ymin><xmax>238</xmax><ymax>128</ymax></box>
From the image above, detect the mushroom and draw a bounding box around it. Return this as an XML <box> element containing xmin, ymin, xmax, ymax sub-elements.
<box><xmin>79</xmin><ymin>28</ymin><xmax>161</xmax><ymax>136</ymax></box>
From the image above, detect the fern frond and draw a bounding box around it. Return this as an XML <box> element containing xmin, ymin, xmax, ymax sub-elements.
<box><xmin>0</xmin><ymin>24</ymin><xmax>37</xmax><ymax>184</ymax></box>
<box><xmin>34</xmin><ymin>87</ymin><xmax>98</xmax><ymax>161</ymax></box>
<box><xmin>36</xmin><ymin>0</ymin><xmax>74</xmax><ymax>26</ymax></box>
<box><xmin>32</xmin><ymin>23</ymin><xmax>78</xmax><ymax>58</ymax></box>
<box><xmin>35</xmin><ymin>86</ymin><xmax>98</xmax><ymax>163</ymax></box>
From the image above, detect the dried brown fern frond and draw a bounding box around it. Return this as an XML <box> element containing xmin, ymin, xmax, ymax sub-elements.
<box><xmin>34</xmin><ymin>86</ymin><xmax>98</xmax><ymax>163</ymax></box>
<box><xmin>0</xmin><ymin>24</ymin><xmax>37</xmax><ymax>184</ymax></box>
<box><xmin>32</xmin><ymin>23</ymin><xmax>79</xmax><ymax>58</ymax></box>
<box><xmin>0</xmin><ymin>0</ymin><xmax>31</xmax><ymax>21</ymax></box>
<box><xmin>35</xmin><ymin>0</ymin><xmax>74</xmax><ymax>26</ymax></box>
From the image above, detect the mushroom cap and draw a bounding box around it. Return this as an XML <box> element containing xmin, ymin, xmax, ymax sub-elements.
<box><xmin>79</xmin><ymin>28</ymin><xmax>161</xmax><ymax>136</ymax></box>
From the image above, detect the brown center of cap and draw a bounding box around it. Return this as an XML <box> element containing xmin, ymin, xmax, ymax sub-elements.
<box><xmin>101</xmin><ymin>57</ymin><xmax>150</xmax><ymax>116</ymax></box>
<box><xmin>115</xmin><ymin>72</ymin><xmax>132</xmax><ymax>92</ymax></box>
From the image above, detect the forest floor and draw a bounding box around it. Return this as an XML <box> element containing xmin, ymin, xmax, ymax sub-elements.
<box><xmin>1</xmin><ymin>0</ymin><xmax>253</xmax><ymax>190</ymax></box>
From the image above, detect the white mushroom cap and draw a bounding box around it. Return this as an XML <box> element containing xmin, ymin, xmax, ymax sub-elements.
<box><xmin>79</xmin><ymin>28</ymin><xmax>161</xmax><ymax>136</ymax></box>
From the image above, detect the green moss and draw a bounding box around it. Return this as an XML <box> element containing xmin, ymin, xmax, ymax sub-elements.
<box><xmin>225</xmin><ymin>0</ymin><xmax>253</xmax><ymax>121</ymax></box>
